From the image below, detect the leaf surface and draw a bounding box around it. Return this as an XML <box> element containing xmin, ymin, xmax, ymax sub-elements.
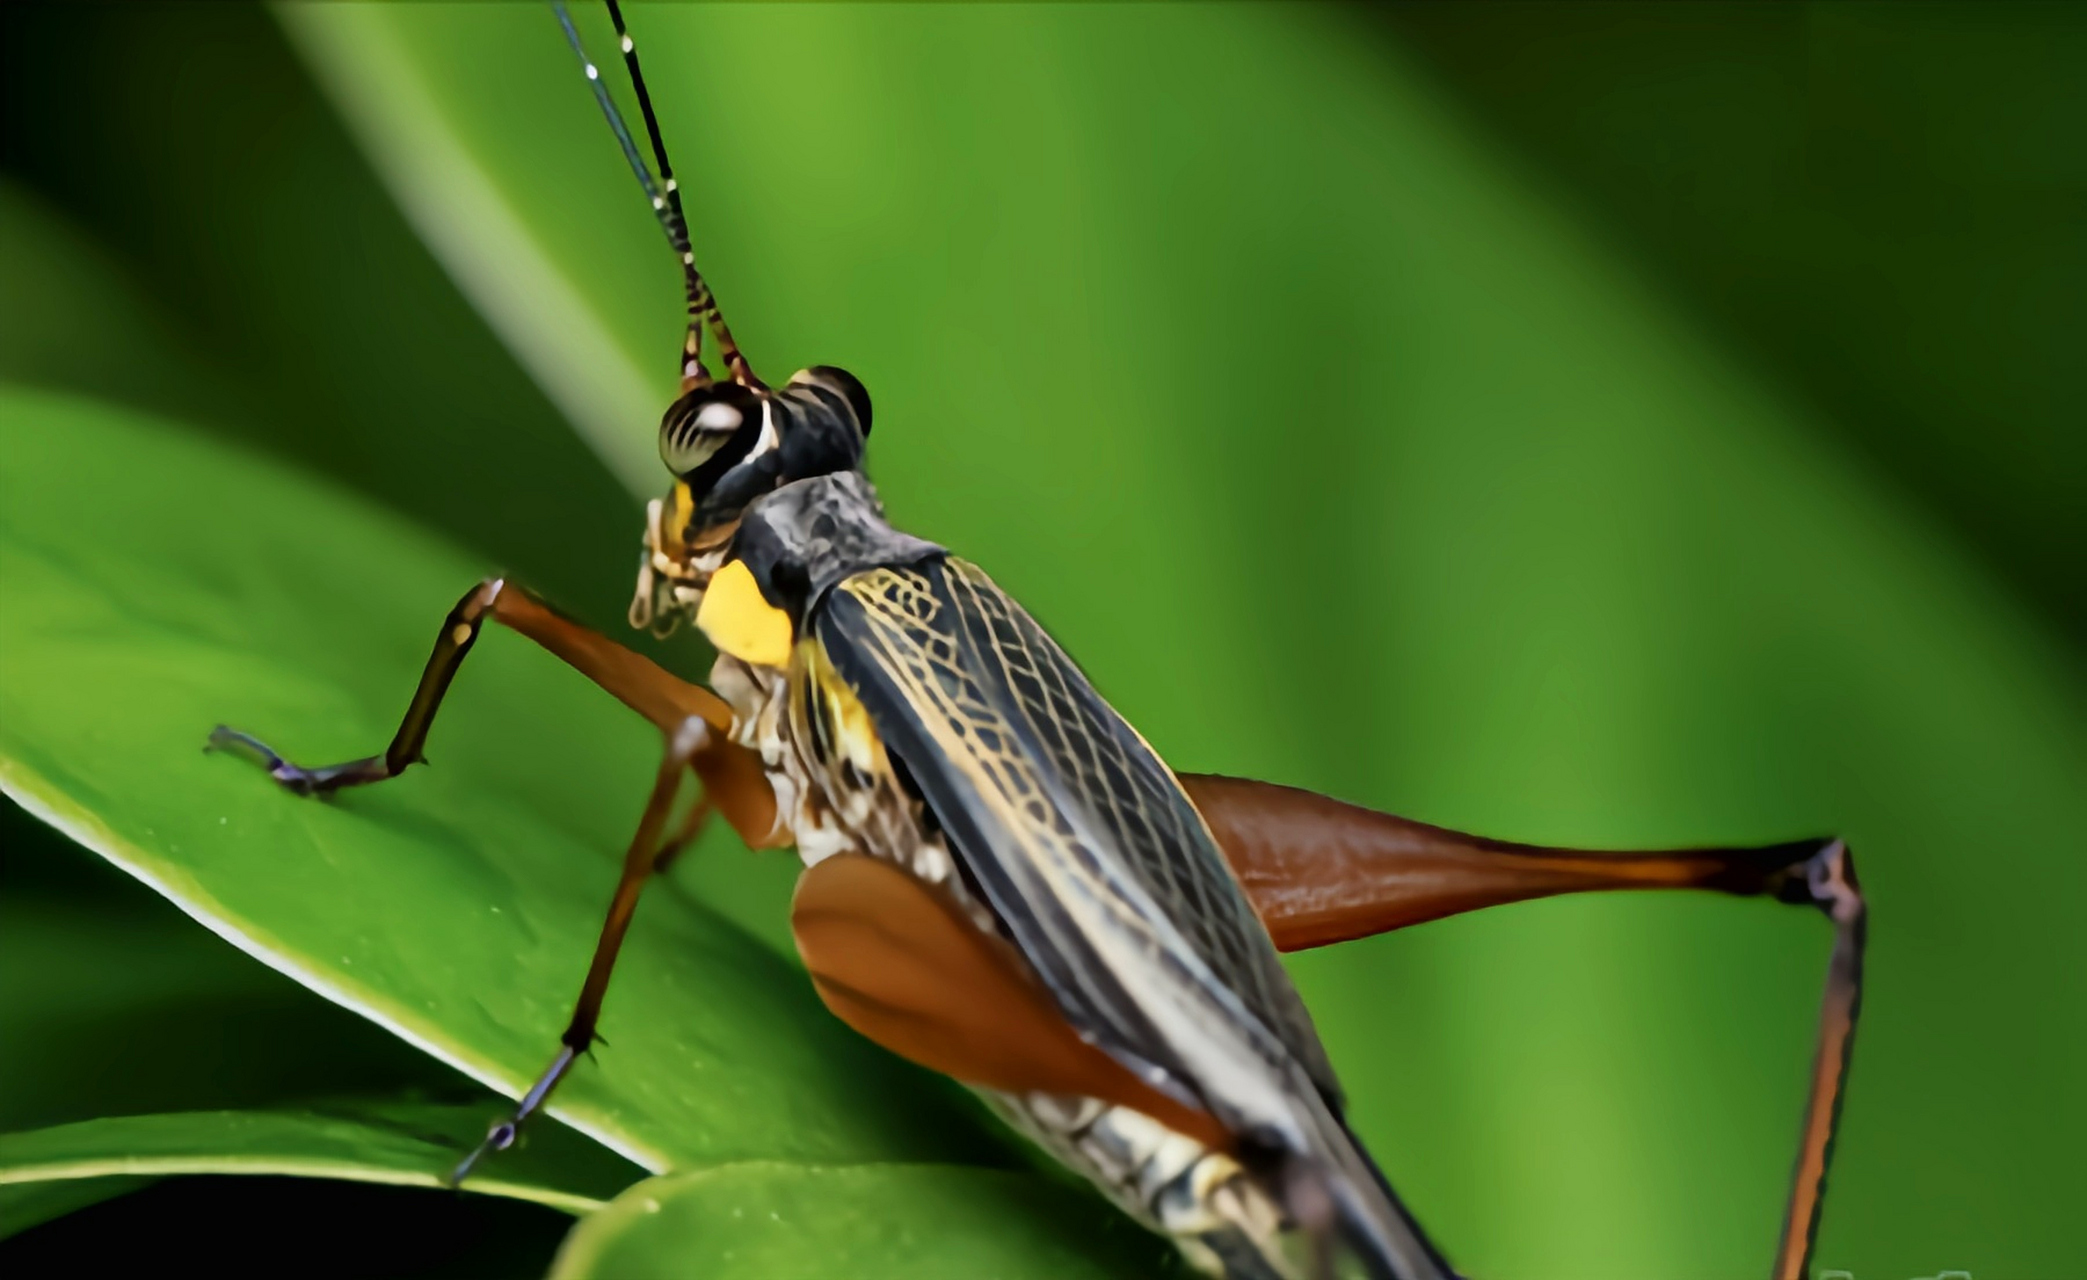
<box><xmin>0</xmin><ymin>1101</ymin><xmax>635</xmax><ymax>1225</ymax></box>
<box><xmin>548</xmin><ymin>1163</ymin><xmax>1180</xmax><ymax>1280</ymax></box>
<box><xmin>0</xmin><ymin>387</ymin><xmax>1007</xmax><ymax>1181</ymax></box>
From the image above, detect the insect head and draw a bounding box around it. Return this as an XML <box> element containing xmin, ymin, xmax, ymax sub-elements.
<box><xmin>631</xmin><ymin>365</ymin><xmax>873</xmax><ymax>633</ymax></box>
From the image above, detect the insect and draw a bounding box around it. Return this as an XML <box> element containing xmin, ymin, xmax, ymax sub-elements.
<box><xmin>209</xmin><ymin>4</ymin><xmax>1865</xmax><ymax>1277</ymax></box>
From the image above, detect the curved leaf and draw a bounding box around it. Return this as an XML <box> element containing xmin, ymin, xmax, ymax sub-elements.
<box><xmin>1373</xmin><ymin>5</ymin><xmax>2087</xmax><ymax>643</ymax></box>
<box><xmin>0</xmin><ymin>1101</ymin><xmax>635</xmax><ymax>1220</ymax></box>
<box><xmin>0</xmin><ymin>795</ymin><xmax>506</xmax><ymax>1135</ymax></box>
<box><xmin>0</xmin><ymin>1177</ymin><xmax>153</xmax><ymax>1242</ymax></box>
<box><xmin>548</xmin><ymin>1163</ymin><xmax>1180</xmax><ymax>1280</ymax></box>
<box><xmin>2</xmin><ymin>6</ymin><xmax>646</xmax><ymax>632</ymax></box>
<box><xmin>1</xmin><ymin>794</ymin><xmax>559</xmax><ymax>1240</ymax></box>
<box><xmin>0</xmin><ymin>386</ymin><xmax>1008</xmax><ymax>1180</ymax></box>
<box><xmin>278</xmin><ymin>4</ymin><xmax>665</xmax><ymax>496</ymax></box>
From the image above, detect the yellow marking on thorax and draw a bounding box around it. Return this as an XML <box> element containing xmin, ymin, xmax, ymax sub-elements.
<box><xmin>697</xmin><ymin>559</ymin><xmax>793</xmax><ymax>668</ymax></box>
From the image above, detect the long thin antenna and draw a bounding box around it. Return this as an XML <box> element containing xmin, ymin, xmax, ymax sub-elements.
<box><xmin>552</xmin><ymin>1</ymin><xmax>759</xmax><ymax>389</ymax></box>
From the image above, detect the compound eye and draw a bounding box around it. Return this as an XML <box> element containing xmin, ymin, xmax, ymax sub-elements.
<box><xmin>801</xmin><ymin>365</ymin><xmax>872</xmax><ymax>438</ymax></box>
<box><xmin>659</xmin><ymin>386</ymin><xmax>758</xmax><ymax>475</ymax></box>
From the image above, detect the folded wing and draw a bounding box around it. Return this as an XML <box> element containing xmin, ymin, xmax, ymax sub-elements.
<box><xmin>814</xmin><ymin>557</ymin><xmax>1454</xmax><ymax>1280</ymax></box>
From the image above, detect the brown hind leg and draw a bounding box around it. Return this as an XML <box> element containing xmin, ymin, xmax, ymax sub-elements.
<box><xmin>1179</xmin><ymin>774</ymin><xmax>1863</xmax><ymax>1280</ymax></box>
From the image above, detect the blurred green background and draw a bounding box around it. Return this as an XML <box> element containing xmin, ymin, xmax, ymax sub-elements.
<box><xmin>1</xmin><ymin>3</ymin><xmax>2080</xmax><ymax>1277</ymax></box>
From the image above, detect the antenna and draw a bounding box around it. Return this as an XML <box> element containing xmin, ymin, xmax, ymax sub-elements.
<box><xmin>552</xmin><ymin>1</ymin><xmax>759</xmax><ymax>389</ymax></box>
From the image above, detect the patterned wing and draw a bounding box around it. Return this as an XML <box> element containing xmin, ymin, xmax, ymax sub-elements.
<box><xmin>813</xmin><ymin>557</ymin><xmax>1341</xmax><ymax>1112</ymax></box>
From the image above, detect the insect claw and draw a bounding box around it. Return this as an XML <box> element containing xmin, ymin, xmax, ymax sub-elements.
<box><xmin>448</xmin><ymin>1118</ymin><xmax>518</xmax><ymax>1188</ymax></box>
<box><xmin>209</xmin><ymin>725</ymin><xmax>293</xmax><ymax>780</ymax></box>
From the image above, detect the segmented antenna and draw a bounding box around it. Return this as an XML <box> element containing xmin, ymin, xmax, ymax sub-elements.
<box><xmin>552</xmin><ymin>1</ymin><xmax>759</xmax><ymax>389</ymax></box>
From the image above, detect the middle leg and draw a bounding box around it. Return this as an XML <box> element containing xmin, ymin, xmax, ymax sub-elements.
<box><xmin>450</xmin><ymin>715</ymin><xmax>714</xmax><ymax>1184</ymax></box>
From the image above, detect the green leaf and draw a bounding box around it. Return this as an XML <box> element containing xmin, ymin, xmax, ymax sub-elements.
<box><xmin>287</xmin><ymin>7</ymin><xmax>2087</xmax><ymax>1276</ymax></box>
<box><xmin>548</xmin><ymin>1163</ymin><xmax>1180</xmax><ymax>1280</ymax></box>
<box><xmin>278</xmin><ymin>3</ymin><xmax>669</xmax><ymax>497</ymax></box>
<box><xmin>0</xmin><ymin>1176</ymin><xmax>153</xmax><ymax>1241</ymax></box>
<box><xmin>1373</xmin><ymin>5</ymin><xmax>2087</xmax><ymax>644</ymax></box>
<box><xmin>1</xmin><ymin>6</ymin><xmax>646</xmax><ymax>633</ymax></box>
<box><xmin>1</xmin><ymin>799</ymin><xmax>642</xmax><ymax>1240</ymax></box>
<box><xmin>1</xmin><ymin>791</ymin><xmax>515</xmax><ymax>1132</ymax></box>
<box><xmin>0</xmin><ymin>387</ymin><xmax>1008</xmax><ymax>1181</ymax></box>
<box><xmin>0</xmin><ymin>1102</ymin><xmax>637</xmax><ymax>1225</ymax></box>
